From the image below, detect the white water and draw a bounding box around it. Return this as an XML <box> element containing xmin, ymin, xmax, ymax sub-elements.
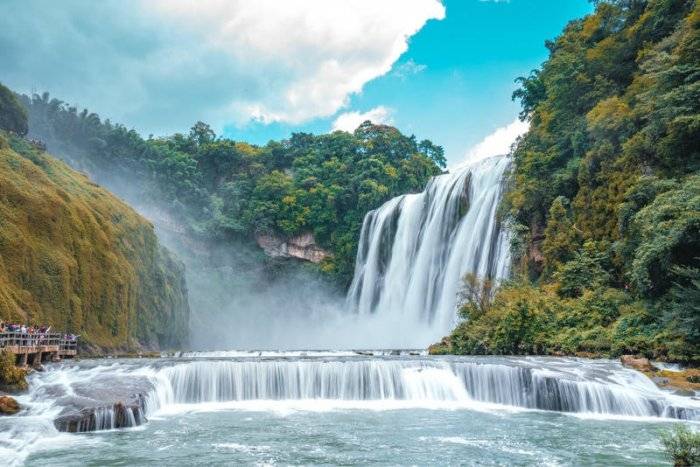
<box><xmin>3</xmin><ymin>355</ymin><xmax>698</xmax><ymax>466</ymax></box>
<box><xmin>144</xmin><ymin>357</ymin><xmax>699</xmax><ymax>420</ymax></box>
<box><xmin>346</xmin><ymin>155</ymin><xmax>512</xmax><ymax>342</ymax></box>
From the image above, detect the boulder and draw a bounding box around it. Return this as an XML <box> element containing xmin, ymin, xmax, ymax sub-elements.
<box><xmin>620</xmin><ymin>355</ymin><xmax>656</xmax><ymax>372</ymax></box>
<box><xmin>54</xmin><ymin>394</ymin><xmax>146</xmax><ymax>432</ymax></box>
<box><xmin>0</xmin><ymin>395</ymin><xmax>20</xmax><ymax>415</ymax></box>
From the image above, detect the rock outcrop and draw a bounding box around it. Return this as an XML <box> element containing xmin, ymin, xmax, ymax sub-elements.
<box><xmin>0</xmin><ymin>395</ymin><xmax>20</xmax><ymax>415</ymax></box>
<box><xmin>620</xmin><ymin>355</ymin><xmax>656</xmax><ymax>372</ymax></box>
<box><xmin>256</xmin><ymin>232</ymin><xmax>331</xmax><ymax>264</ymax></box>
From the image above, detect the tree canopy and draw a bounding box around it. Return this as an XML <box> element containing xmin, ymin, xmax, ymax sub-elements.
<box><xmin>20</xmin><ymin>94</ymin><xmax>444</xmax><ymax>285</ymax></box>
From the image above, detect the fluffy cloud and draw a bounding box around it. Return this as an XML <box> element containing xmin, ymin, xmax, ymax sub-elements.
<box><xmin>462</xmin><ymin>119</ymin><xmax>529</xmax><ymax>164</ymax></box>
<box><xmin>331</xmin><ymin>106</ymin><xmax>393</xmax><ymax>133</ymax></box>
<box><xmin>0</xmin><ymin>0</ymin><xmax>444</xmax><ymax>134</ymax></box>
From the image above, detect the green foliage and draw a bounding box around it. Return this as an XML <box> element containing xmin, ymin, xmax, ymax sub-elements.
<box><xmin>450</xmin><ymin>279</ymin><xmax>554</xmax><ymax>355</ymax></box>
<box><xmin>666</xmin><ymin>265</ymin><xmax>700</xmax><ymax>349</ymax></box>
<box><xmin>541</xmin><ymin>196</ymin><xmax>580</xmax><ymax>274</ymax></box>
<box><xmin>555</xmin><ymin>242</ymin><xmax>610</xmax><ymax>298</ymax></box>
<box><xmin>660</xmin><ymin>425</ymin><xmax>700</xmax><ymax>467</ymax></box>
<box><xmin>21</xmin><ymin>93</ymin><xmax>443</xmax><ymax>285</ymax></box>
<box><xmin>453</xmin><ymin>0</ymin><xmax>700</xmax><ymax>360</ymax></box>
<box><xmin>457</xmin><ymin>273</ymin><xmax>493</xmax><ymax>320</ymax></box>
<box><xmin>627</xmin><ymin>176</ymin><xmax>700</xmax><ymax>297</ymax></box>
<box><xmin>444</xmin><ymin>274</ymin><xmax>697</xmax><ymax>359</ymax></box>
<box><xmin>0</xmin><ymin>83</ymin><xmax>28</xmax><ymax>136</ymax></box>
<box><xmin>0</xmin><ymin>350</ymin><xmax>27</xmax><ymax>392</ymax></box>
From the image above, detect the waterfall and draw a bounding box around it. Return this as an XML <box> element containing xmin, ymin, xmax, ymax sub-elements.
<box><xmin>145</xmin><ymin>358</ymin><xmax>699</xmax><ymax>420</ymax></box>
<box><xmin>346</xmin><ymin>155</ymin><xmax>512</xmax><ymax>335</ymax></box>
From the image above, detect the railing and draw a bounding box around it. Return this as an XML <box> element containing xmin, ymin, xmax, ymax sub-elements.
<box><xmin>60</xmin><ymin>338</ymin><xmax>78</xmax><ymax>352</ymax></box>
<box><xmin>0</xmin><ymin>332</ymin><xmax>78</xmax><ymax>352</ymax></box>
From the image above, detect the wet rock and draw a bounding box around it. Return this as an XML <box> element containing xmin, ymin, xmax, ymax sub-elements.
<box><xmin>0</xmin><ymin>395</ymin><xmax>20</xmax><ymax>415</ymax></box>
<box><xmin>673</xmin><ymin>388</ymin><xmax>696</xmax><ymax>397</ymax></box>
<box><xmin>620</xmin><ymin>355</ymin><xmax>656</xmax><ymax>372</ymax></box>
<box><xmin>652</xmin><ymin>376</ymin><xmax>670</xmax><ymax>385</ymax></box>
<box><xmin>54</xmin><ymin>393</ymin><xmax>147</xmax><ymax>433</ymax></box>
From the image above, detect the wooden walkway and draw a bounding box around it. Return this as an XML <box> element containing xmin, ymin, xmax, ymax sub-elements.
<box><xmin>0</xmin><ymin>332</ymin><xmax>77</xmax><ymax>366</ymax></box>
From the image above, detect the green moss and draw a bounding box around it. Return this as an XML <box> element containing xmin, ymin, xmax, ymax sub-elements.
<box><xmin>0</xmin><ymin>133</ymin><xmax>189</xmax><ymax>351</ymax></box>
<box><xmin>0</xmin><ymin>350</ymin><xmax>27</xmax><ymax>392</ymax></box>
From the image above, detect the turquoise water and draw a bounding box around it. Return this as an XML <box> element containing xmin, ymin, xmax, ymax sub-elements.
<box><xmin>4</xmin><ymin>353</ymin><xmax>697</xmax><ymax>466</ymax></box>
<box><xmin>25</xmin><ymin>405</ymin><xmax>671</xmax><ymax>465</ymax></box>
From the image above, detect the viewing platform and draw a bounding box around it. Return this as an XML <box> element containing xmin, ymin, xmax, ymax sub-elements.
<box><xmin>0</xmin><ymin>332</ymin><xmax>78</xmax><ymax>366</ymax></box>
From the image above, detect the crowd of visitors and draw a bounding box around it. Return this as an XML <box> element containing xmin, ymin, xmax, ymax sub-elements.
<box><xmin>0</xmin><ymin>321</ymin><xmax>78</xmax><ymax>346</ymax></box>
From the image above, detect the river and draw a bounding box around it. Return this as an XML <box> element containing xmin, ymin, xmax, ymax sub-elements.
<box><xmin>1</xmin><ymin>351</ymin><xmax>697</xmax><ymax>466</ymax></box>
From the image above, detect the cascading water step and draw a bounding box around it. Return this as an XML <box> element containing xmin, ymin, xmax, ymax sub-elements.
<box><xmin>3</xmin><ymin>354</ymin><xmax>699</xmax><ymax>466</ymax></box>
<box><xmin>142</xmin><ymin>355</ymin><xmax>699</xmax><ymax>420</ymax></box>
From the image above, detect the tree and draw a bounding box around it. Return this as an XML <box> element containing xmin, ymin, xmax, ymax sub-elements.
<box><xmin>0</xmin><ymin>83</ymin><xmax>28</xmax><ymax>136</ymax></box>
<box><xmin>458</xmin><ymin>273</ymin><xmax>494</xmax><ymax>319</ymax></box>
<box><xmin>542</xmin><ymin>196</ymin><xmax>580</xmax><ymax>274</ymax></box>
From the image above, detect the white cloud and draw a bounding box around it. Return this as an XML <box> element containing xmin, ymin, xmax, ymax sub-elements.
<box><xmin>461</xmin><ymin>119</ymin><xmax>529</xmax><ymax>164</ymax></box>
<box><xmin>332</xmin><ymin>106</ymin><xmax>393</xmax><ymax>133</ymax></box>
<box><xmin>0</xmin><ymin>0</ymin><xmax>444</xmax><ymax>134</ymax></box>
<box><xmin>146</xmin><ymin>0</ymin><xmax>445</xmax><ymax>126</ymax></box>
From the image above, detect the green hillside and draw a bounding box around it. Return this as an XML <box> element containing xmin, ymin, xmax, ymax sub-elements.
<box><xmin>0</xmin><ymin>130</ymin><xmax>189</xmax><ymax>352</ymax></box>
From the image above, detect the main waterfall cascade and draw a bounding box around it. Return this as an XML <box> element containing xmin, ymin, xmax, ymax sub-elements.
<box><xmin>346</xmin><ymin>155</ymin><xmax>512</xmax><ymax>337</ymax></box>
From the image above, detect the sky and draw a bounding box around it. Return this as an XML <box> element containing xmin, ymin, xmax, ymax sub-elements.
<box><xmin>0</xmin><ymin>0</ymin><xmax>592</xmax><ymax>165</ymax></box>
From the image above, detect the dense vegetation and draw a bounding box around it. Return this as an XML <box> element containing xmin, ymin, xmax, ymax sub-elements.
<box><xmin>439</xmin><ymin>0</ymin><xmax>699</xmax><ymax>361</ymax></box>
<box><xmin>0</xmin><ymin>121</ymin><xmax>189</xmax><ymax>351</ymax></box>
<box><xmin>21</xmin><ymin>94</ymin><xmax>444</xmax><ymax>284</ymax></box>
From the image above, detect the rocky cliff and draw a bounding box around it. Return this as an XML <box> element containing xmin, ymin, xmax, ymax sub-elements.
<box><xmin>0</xmin><ymin>132</ymin><xmax>189</xmax><ymax>351</ymax></box>
<box><xmin>255</xmin><ymin>232</ymin><xmax>331</xmax><ymax>264</ymax></box>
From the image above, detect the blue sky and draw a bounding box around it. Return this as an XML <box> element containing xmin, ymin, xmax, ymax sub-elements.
<box><xmin>0</xmin><ymin>0</ymin><xmax>592</xmax><ymax>165</ymax></box>
<box><xmin>224</xmin><ymin>0</ymin><xmax>592</xmax><ymax>164</ymax></box>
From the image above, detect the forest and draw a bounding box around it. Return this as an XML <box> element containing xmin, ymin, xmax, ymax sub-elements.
<box><xmin>20</xmin><ymin>93</ymin><xmax>445</xmax><ymax>285</ymax></box>
<box><xmin>437</xmin><ymin>0</ymin><xmax>700</xmax><ymax>361</ymax></box>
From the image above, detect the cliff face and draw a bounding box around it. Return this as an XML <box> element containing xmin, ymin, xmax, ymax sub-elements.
<box><xmin>255</xmin><ymin>232</ymin><xmax>331</xmax><ymax>264</ymax></box>
<box><xmin>0</xmin><ymin>133</ymin><xmax>189</xmax><ymax>351</ymax></box>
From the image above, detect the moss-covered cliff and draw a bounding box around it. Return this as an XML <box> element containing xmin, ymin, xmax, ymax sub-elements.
<box><xmin>0</xmin><ymin>132</ymin><xmax>189</xmax><ymax>352</ymax></box>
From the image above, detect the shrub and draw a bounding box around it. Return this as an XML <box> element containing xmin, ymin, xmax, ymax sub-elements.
<box><xmin>0</xmin><ymin>350</ymin><xmax>27</xmax><ymax>392</ymax></box>
<box><xmin>0</xmin><ymin>83</ymin><xmax>28</xmax><ymax>136</ymax></box>
<box><xmin>661</xmin><ymin>425</ymin><xmax>700</xmax><ymax>467</ymax></box>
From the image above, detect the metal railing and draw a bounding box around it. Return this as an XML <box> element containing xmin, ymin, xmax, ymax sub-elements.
<box><xmin>0</xmin><ymin>331</ymin><xmax>78</xmax><ymax>352</ymax></box>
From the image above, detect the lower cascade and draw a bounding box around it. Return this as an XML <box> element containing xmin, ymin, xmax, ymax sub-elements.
<box><xmin>3</xmin><ymin>355</ymin><xmax>699</xmax><ymax>466</ymax></box>
<box><xmin>142</xmin><ymin>356</ymin><xmax>699</xmax><ymax>420</ymax></box>
<box><xmin>346</xmin><ymin>155</ymin><xmax>512</xmax><ymax>337</ymax></box>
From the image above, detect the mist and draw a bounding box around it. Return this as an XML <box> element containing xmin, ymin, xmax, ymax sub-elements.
<box><xmin>76</xmin><ymin>171</ymin><xmax>441</xmax><ymax>351</ymax></box>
